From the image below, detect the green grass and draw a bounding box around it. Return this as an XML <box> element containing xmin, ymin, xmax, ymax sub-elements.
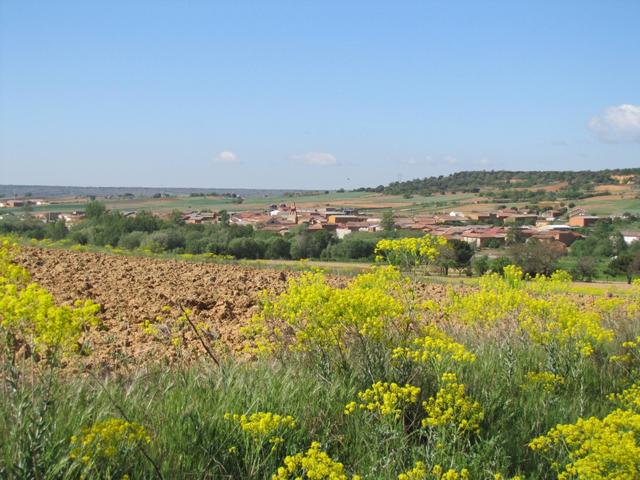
<box><xmin>556</xmin><ymin>256</ymin><xmax>633</xmax><ymax>284</ymax></box>
<box><xmin>579</xmin><ymin>196</ymin><xmax>640</xmax><ymax>215</ymax></box>
<box><xmin>2</xmin><ymin>240</ymin><xmax>640</xmax><ymax>479</ymax></box>
<box><xmin>1</xmin><ymin>336</ymin><xmax>632</xmax><ymax>480</ymax></box>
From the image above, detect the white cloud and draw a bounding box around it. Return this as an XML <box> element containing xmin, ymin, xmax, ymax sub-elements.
<box><xmin>215</xmin><ymin>150</ymin><xmax>239</xmax><ymax>163</ymax></box>
<box><xmin>443</xmin><ymin>155</ymin><xmax>459</xmax><ymax>165</ymax></box>
<box><xmin>401</xmin><ymin>158</ymin><xmax>419</xmax><ymax>165</ymax></box>
<box><xmin>293</xmin><ymin>151</ymin><xmax>338</xmax><ymax>166</ymax></box>
<box><xmin>588</xmin><ymin>104</ymin><xmax>640</xmax><ymax>143</ymax></box>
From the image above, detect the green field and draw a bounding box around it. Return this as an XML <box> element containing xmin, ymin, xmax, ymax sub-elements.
<box><xmin>578</xmin><ymin>197</ymin><xmax>640</xmax><ymax>215</ymax></box>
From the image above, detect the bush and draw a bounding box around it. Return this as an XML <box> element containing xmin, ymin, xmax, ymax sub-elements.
<box><xmin>321</xmin><ymin>238</ymin><xmax>375</xmax><ymax>261</ymax></box>
<box><xmin>45</xmin><ymin>220</ymin><xmax>68</xmax><ymax>241</ymax></box>
<box><xmin>471</xmin><ymin>255</ymin><xmax>490</xmax><ymax>276</ymax></box>
<box><xmin>571</xmin><ymin>256</ymin><xmax>597</xmax><ymax>282</ymax></box>
<box><xmin>489</xmin><ymin>256</ymin><xmax>511</xmax><ymax>275</ymax></box>
<box><xmin>146</xmin><ymin>230</ymin><xmax>185</xmax><ymax>251</ymax></box>
<box><xmin>228</xmin><ymin>237</ymin><xmax>263</xmax><ymax>259</ymax></box>
<box><xmin>264</xmin><ymin>237</ymin><xmax>291</xmax><ymax>259</ymax></box>
<box><xmin>118</xmin><ymin>231</ymin><xmax>147</xmax><ymax>250</ymax></box>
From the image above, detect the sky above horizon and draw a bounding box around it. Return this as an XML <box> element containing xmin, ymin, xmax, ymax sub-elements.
<box><xmin>1</xmin><ymin>1</ymin><xmax>639</xmax><ymax>190</ymax></box>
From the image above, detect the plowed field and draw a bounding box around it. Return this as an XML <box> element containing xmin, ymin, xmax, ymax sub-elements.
<box><xmin>16</xmin><ymin>247</ymin><xmax>451</xmax><ymax>372</ymax></box>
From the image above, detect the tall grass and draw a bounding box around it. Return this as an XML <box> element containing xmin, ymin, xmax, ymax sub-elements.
<box><xmin>0</xmin><ymin>336</ymin><xmax>633</xmax><ymax>479</ymax></box>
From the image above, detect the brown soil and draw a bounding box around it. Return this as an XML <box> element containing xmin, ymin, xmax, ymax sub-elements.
<box><xmin>594</xmin><ymin>184</ymin><xmax>635</xmax><ymax>193</ymax></box>
<box><xmin>16</xmin><ymin>247</ymin><xmax>300</xmax><ymax>371</ymax></box>
<box><xmin>15</xmin><ymin>247</ymin><xmax>450</xmax><ymax>372</ymax></box>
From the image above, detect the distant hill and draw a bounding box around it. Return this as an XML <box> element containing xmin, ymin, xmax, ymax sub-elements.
<box><xmin>0</xmin><ymin>185</ymin><xmax>312</xmax><ymax>199</ymax></box>
<box><xmin>357</xmin><ymin>169</ymin><xmax>640</xmax><ymax>197</ymax></box>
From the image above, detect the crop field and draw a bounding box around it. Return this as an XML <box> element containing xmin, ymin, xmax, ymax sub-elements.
<box><xmin>4</xmin><ymin>187</ymin><xmax>638</xmax><ymax>219</ymax></box>
<box><xmin>10</xmin><ymin>246</ymin><xmax>452</xmax><ymax>372</ymax></box>
<box><xmin>2</xmin><ymin>238</ymin><xmax>640</xmax><ymax>479</ymax></box>
<box><xmin>578</xmin><ymin>196</ymin><xmax>640</xmax><ymax>215</ymax></box>
<box><xmin>2</xmin><ymin>191</ymin><xmax>478</xmax><ymax>216</ymax></box>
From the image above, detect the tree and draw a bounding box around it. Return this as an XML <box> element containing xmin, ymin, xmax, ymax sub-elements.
<box><xmin>606</xmin><ymin>250</ymin><xmax>640</xmax><ymax>284</ymax></box>
<box><xmin>490</xmin><ymin>257</ymin><xmax>511</xmax><ymax>276</ymax></box>
<box><xmin>228</xmin><ymin>237</ymin><xmax>263</xmax><ymax>259</ymax></box>
<box><xmin>290</xmin><ymin>229</ymin><xmax>334</xmax><ymax>259</ymax></box>
<box><xmin>168</xmin><ymin>209</ymin><xmax>185</xmax><ymax>226</ymax></box>
<box><xmin>571</xmin><ymin>256</ymin><xmax>597</xmax><ymax>282</ymax></box>
<box><xmin>472</xmin><ymin>255</ymin><xmax>490</xmax><ymax>276</ymax></box>
<box><xmin>85</xmin><ymin>201</ymin><xmax>107</xmax><ymax>219</ymax></box>
<box><xmin>505</xmin><ymin>226</ymin><xmax>526</xmax><ymax>245</ymax></box>
<box><xmin>128</xmin><ymin>211</ymin><xmax>162</xmax><ymax>232</ymax></box>
<box><xmin>449</xmin><ymin>239</ymin><xmax>474</xmax><ymax>273</ymax></box>
<box><xmin>436</xmin><ymin>243</ymin><xmax>456</xmax><ymax>276</ymax></box>
<box><xmin>264</xmin><ymin>237</ymin><xmax>291</xmax><ymax>259</ymax></box>
<box><xmin>321</xmin><ymin>238</ymin><xmax>375</xmax><ymax>261</ymax></box>
<box><xmin>509</xmin><ymin>239</ymin><xmax>564</xmax><ymax>276</ymax></box>
<box><xmin>219</xmin><ymin>210</ymin><xmax>230</xmax><ymax>226</ymax></box>
<box><xmin>45</xmin><ymin>220</ymin><xmax>68</xmax><ymax>241</ymax></box>
<box><xmin>381</xmin><ymin>210</ymin><xmax>395</xmax><ymax>232</ymax></box>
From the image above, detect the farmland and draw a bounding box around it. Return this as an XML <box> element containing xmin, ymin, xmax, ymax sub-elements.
<box><xmin>0</xmin><ymin>190</ymin><xmax>477</xmax><ymax>216</ymax></box>
<box><xmin>11</xmin><ymin>246</ymin><xmax>453</xmax><ymax>372</ymax></box>
<box><xmin>10</xmin><ymin>188</ymin><xmax>640</xmax><ymax>217</ymax></box>
<box><xmin>2</xmin><ymin>238</ymin><xmax>640</xmax><ymax>479</ymax></box>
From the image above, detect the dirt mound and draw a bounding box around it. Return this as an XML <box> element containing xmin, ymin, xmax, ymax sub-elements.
<box><xmin>15</xmin><ymin>247</ymin><xmax>450</xmax><ymax>372</ymax></box>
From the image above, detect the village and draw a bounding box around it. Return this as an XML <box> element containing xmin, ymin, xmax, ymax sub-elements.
<box><xmin>3</xmin><ymin>195</ymin><xmax>640</xmax><ymax>252</ymax></box>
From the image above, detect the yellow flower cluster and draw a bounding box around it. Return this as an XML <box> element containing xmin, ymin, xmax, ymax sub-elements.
<box><xmin>397</xmin><ymin>461</ymin><xmax>427</xmax><ymax>480</ymax></box>
<box><xmin>374</xmin><ymin>234</ymin><xmax>447</xmax><ymax>268</ymax></box>
<box><xmin>502</xmin><ymin>264</ymin><xmax>525</xmax><ymax>288</ymax></box>
<box><xmin>140</xmin><ymin>306</ymin><xmax>193</xmax><ymax>350</ymax></box>
<box><xmin>526</xmin><ymin>269</ymin><xmax>572</xmax><ymax>294</ymax></box>
<box><xmin>430</xmin><ymin>465</ymin><xmax>470</xmax><ymax>480</ymax></box>
<box><xmin>0</xmin><ymin>239</ymin><xmax>30</xmax><ymax>285</ymax></box>
<box><xmin>1</xmin><ymin>239</ymin><xmax>100</xmax><ymax>358</ymax></box>
<box><xmin>70</xmin><ymin>418</ymin><xmax>151</xmax><ymax>463</ymax></box>
<box><xmin>272</xmin><ymin>442</ymin><xmax>361</xmax><ymax>480</ymax></box>
<box><xmin>397</xmin><ymin>463</ymin><xmax>470</xmax><ymax>480</ymax></box>
<box><xmin>443</xmin><ymin>265</ymin><xmax>614</xmax><ymax>356</ymax></box>
<box><xmin>608</xmin><ymin>383</ymin><xmax>640</xmax><ymax>412</ymax></box>
<box><xmin>529</xmin><ymin>408</ymin><xmax>640</xmax><ymax>479</ymax></box>
<box><xmin>344</xmin><ymin>381</ymin><xmax>420</xmax><ymax>419</ymax></box>
<box><xmin>445</xmin><ymin>270</ymin><xmax>530</xmax><ymax>326</ymax></box>
<box><xmin>243</xmin><ymin>266</ymin><xmax>407</xmax><ymax>354</ymax></box>
<box><xmin>610</xmin><ymin>336</ymin><xmax>640</xmax><ymax>365</ymax></box>
<box><xmin>522</xmin><ymin>371</ymin><xmax>564</xmax><ymax>393</ymax></box>
<box><xmin>392</xmin><ymin>326</ymin><xmax>476</xmax><ymax>367</ymax></box>
<box><xmin>422</xmin><ymin>373</ymin><xmax>484</xmax><ymax>434</ymax></box>
<box><xmin>519</xmin><ymin>295</ymin><xmax>614</xmax><ymax>357</ymax></box>
<box><xmin>224</xmin><ymin>411</ymin><xmax>297</xmax><ymax>443</ymax></box>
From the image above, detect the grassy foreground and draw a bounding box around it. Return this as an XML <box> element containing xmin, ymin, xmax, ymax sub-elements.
<box><xmin>0</xmin><ymin>340</ymin><xmax>636</xmax><ymax>479</ymax></box>
<box><xmin>2</xmin><ymin>237</ymin><xmax>640</xmax><ymax>479</ymax></box>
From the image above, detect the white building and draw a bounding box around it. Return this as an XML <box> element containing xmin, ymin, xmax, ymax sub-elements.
<box><xmin>621</xmin><ymin>231</ymin><xmax>640</xmax><ymax>245</ymax></box>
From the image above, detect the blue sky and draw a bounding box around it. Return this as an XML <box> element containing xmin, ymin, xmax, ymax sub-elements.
<box><xmin>1</xmin><ymin>1</ymin><xmax>639</xmax><ymax>189</ymax></box>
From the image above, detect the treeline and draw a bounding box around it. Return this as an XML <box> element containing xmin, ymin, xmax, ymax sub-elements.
<box><xmin>0</xmin><ymin>202</ymin><xmax>392</xmax><ymax>262</ymax></box>
<box><xmin>358</xmin><ymin>168</ymin><xmax>640</xmax><ymax>196</ymax></box>
<box><xmin>568</xmin><ymin>220</ymin><xmax>640</xmax><ymax>282</ymax></box>
<box><xmin>3</xmin><ymin>201</ymin><xmax>639</xmax><ymax>280</ymax></box>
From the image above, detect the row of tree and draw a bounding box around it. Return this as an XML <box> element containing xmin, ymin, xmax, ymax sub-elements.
<box><xmin>3</xmin><ymin>201</ymin><xmax>640</xmax><ymax>281</ymax></box>
<box><xmin>357</xmin><ymin>168</ymin><xmax>639</xmax><ymax>197</ymax></box>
